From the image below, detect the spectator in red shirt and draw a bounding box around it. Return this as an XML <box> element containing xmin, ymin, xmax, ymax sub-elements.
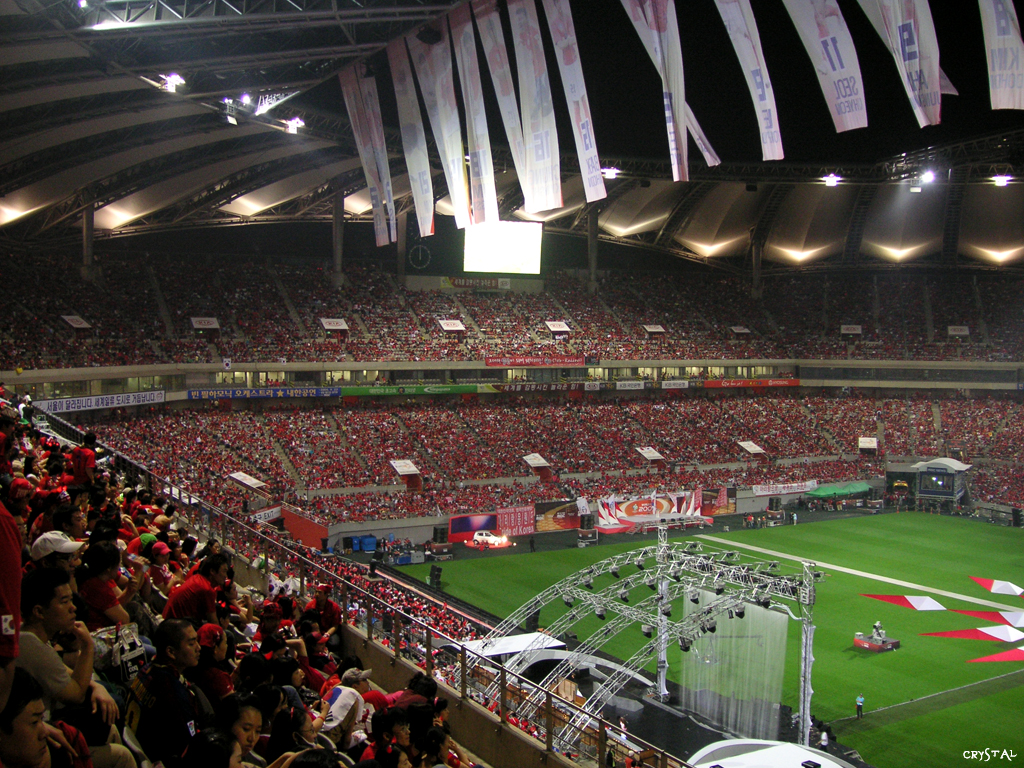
<box><xmin>304</xmin><ymin>584</ymin><xmax>343</xmax><ymax>655</ymax></box>
<box><xmin>76</xmin><ymin>541</ymin><xmax>146</xmax><ymax>632</ymax></box>
<box><xmin>0</xmin><ymin>497</ymin><xmax>23</xmax><ymax>715</ymax></box>
<box><xmin>163</xmin><ymin>552</ymin><xmax>230</xmax><ymax>625</ymax></box>
<box><xmin>184</xmin><ymin>623</ymin><xmax>234</xmax><ymax>703</ymax></box>
<box><xmin>69</xmin><ymin>434</ymin><xmax>97</xmax><ymax>487</ymax></box>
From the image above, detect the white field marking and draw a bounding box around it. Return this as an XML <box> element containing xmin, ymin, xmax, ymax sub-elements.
<box><xmin>695</xmin><ymin>535</ymin><xmax>1022</xmax><ymax>611</ymax></box>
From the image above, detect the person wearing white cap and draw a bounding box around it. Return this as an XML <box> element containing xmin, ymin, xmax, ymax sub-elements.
<box><xmin>29</xmin><ymin>532</ymin><xmax>85</xmax><ymax>588</ymax></box>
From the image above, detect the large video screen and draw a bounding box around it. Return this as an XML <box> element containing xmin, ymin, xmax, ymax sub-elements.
<box><xmin>464</xmin><ymin>221</ymin><xmax>543</xmax><ymax>275</ymax></box>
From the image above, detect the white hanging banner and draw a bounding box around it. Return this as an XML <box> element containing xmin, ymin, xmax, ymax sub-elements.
<box><xmin>685</xmin><ymin>105</ymin><xmax>722</xmax><ymax>167</ymax></box>
<box><xmin>450</xmin><ymin>4</ymin><xmax>500</xmax><ymax>224</ymax></box>
<box><xmin>979</xmin><ymin>0</ymin><xmax>1024</xmax><ymax>109</ymax></box>
<box><xmin>781</xmin><ymin>0</ymin><xmax>868</xmax><ymax>132</ymax></box>
<box><xmin>407</xmin><ymin>24</ymin><xmax>472</xmax><ymax>229</ymax></box>
<box><xmin>855</xmin><ymin>0</ymin><xmax>943</xmax><ymax>126</ymax></box>
<box><xmin>339</xmin><ymin>68</ymin><xmax>389</xmax><ymax>246</ymax></box>
<box><xmin>540</xmin><ymin>0</ymin><xmax>607</xmax><ymax>200</ymax></box>
<box><xmin>507</xmin><ymin>0</ymin><xmax>563</xmax><ymax>212</ymax></box>
<box><xmin>359</xmin><ymin>75</ymin><xmax>397</xmax><ymax>243</ymax></box>
<box><xmin>713</xmin><ymin>0</ymin><xmax>784</xmax><ymax>160</ymax></box>
<box><xmin>620</xmin><ymin>0</ymin><xmax>689</xmax><ymax>181</ymax></box>
<box><xmin>472</xmin><ymin>0</ymin><xmax>529</xmax><ymax>189</ymax></box>
<box><xmin>387</xmin><ymin>39</ymin><xmax>435</xmax><ymax>238</ymax></box>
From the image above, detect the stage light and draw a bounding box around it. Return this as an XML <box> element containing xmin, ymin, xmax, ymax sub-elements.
<box><xmin>285</xmin><ymin>117</ymin><xmax>304</xmax><ymax>134</ymax></box>
<box><xmin>688</xmin><ymin>590</ymin><xmax>699</xmax><ymax>605</ymax></box>
<box><xmin>757</xmin><ymin>595</ymin><xmax>771</xmax><ymax>608</ymax></box>
<box><xmin>241</xmin><ymin>93</ymin><xmax>252</xmax><ymax>105</ymax></box>
<box><xmin>994</xmin><ymin>175</ymin><xmax>1011</xmax><ymax>186</ymax></box>
<box><xmin>679</xmin><ymin>637</ymin><xmax>691</xmax><ymax>652</ymax></box>
<box><xmin>619</xmin><ymin>589</ymin><xmax>630</xmax><ymax>603</ymax></box>
<box><xmin>669</xmin><ymin>567</ymin><xmax>681</xmax><ymax>582</ymax></box>
<box><xmin>823</xmin><ymin>174</ymin><xmax>840</xmax><ymax>187</ymax></box>
<box><xmin>595</xmin><ymin>606</ymin><xmax>606</xmax><ymax>620</ymax></box>
<box><xmin>583</xmin><ymin>575</ymin><xmax>593</xmax><ymax>589</ymax></box>
<box><xmin>646</xmin><ymin>576</ymin><xmax>657</xmax><ymax>591</ymax></box>
<box><xmin>610</xmin><ymin>567</ymin><xmax>620</xmax><ymax>579</ymax></box>
<box><xmin>161</xmin><ymin>74</ymin><xmax>185</xmax><ymax>93</ymax></box>
<box><xmin>704</xmin><ymin>619</ymin><xmax>717</xmax><ymax>634</ymax></box>
<box><xmin>734</xmin><ymin>606</ymin><xmax>745</xmax><ymax>619</ymax></box>
<box><xmin>563</xmin><ymin>596</ymin><xmax>573</xmax><ymax>607</ymax></box>
<box><xmin>641</xmin><ymin>624</ymin><xmax>653</xmax><ymax>638</ymax></box>
<box><xmin>660</xmin><ymin>604</ymin><xmax>672</xmax><ymax>617</ymax></box>
<box><xmin>921</xmin><ymin>170</ymin><xmax>935</xmax><ymax>183</ymax></box>
<box><xmin>601</xmin><ymin>167</ymin><xmax>620</xmax><ymax>180</ymax></box>
<box><xmin>635</xmin><ymin>558</ymin><xmax>645</xmax><ymax>571</ymax></box>
<box><xmin>728</xmin><ymin>609</ymin><xmax>734</xmax><ymax>619</ymax></box>
<box><xmin>715</xmin><ymin>585</ymin><xmax>725</xmax><ymax>596</ymax></box>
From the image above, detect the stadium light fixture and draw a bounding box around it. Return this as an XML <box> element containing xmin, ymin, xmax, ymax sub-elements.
<box><xmin>994</xmin><ymin>175</ymin><xmax>1011</xmax><ymax>187</ymax></box>
<box><xmin>823</xmin><ymin>174</ymin><xmax>840</xmax><ymax>187</ymax></box>
<box><xmin>921</xmin><ymin>170</ymin><xmax>935</xmax><ymax>183</ymax></box>
<box><xmin>241</xmin><ymin>93</ymin><xmax>252</xmax><ymax>105</ymax></box>
<box><xmin>601</xmin><ymin>167</ymin><xmax>620</xmax><ymax>180</ymax></box>
<box><xmin>285</xmin><ymin>117</ymin><xmax>304</xmax><ymax>135</ymax></box>
<box><xmin>161</xmin><ymin>74</ymin><xmax>185</xmax><ymax>93</ymax></box>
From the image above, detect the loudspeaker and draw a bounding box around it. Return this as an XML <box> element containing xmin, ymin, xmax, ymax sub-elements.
<box><xmin>1013</xmin><ymin>508</ymin><xmax>1022</xmax><ymax>528</ymax></box>
<box><xmin>429</xmin><ymin>565</ymin><xmax>443</xmax><ymax>589</ymax></box>
<box><xmin>768</xmin><ymin>497</ymin><xmax>781</xmax><ymax>512</ymax></box>
<box><xmin>342</xmin><ymin>536</ymin><xmax>354</xmax><ymax>550</ymax></box>
<box><xmin>320</xmin><ymin>538</ymin><xmax>329</xmax><ymax>551</ymax></box>
<box><xmin>433</xmin><ymin>525</ymin><xmax>449</xmax><ymax>544</ymax></box>
<box><xmin>524</xmin><ymin>609</ymin><xmax>541</xmax><ymax>633</ymax></box>
<box><xmin>369</xmin><ymin>561</ymin><xmax>377</xmax><ymax>577</ymax></box>
<box><xmin>579</xmin><ymin>513</ymin><xmax>594</xmax><ymax>531</ymax></box>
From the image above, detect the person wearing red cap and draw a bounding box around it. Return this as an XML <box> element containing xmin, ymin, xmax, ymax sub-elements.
<box><xmin>303</xmin><ymin>585</ymin><xmax>343</xmax><ymax>655</ymax></box>
<box><xmin>145</xmin><ymin>541</ymin><xmax>176</xmax><ymax>599</ymax></box>
<box><xmin>185</xmin><ymin>623</ymin><xmax>234</xmax><ymax>703</ymax></box>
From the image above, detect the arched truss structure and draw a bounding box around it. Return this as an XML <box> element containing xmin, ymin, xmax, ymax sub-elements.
<box><xmin>460</xmin><ymin>533</ymin><xmax>825</xmax><ymax>752</ymax></box>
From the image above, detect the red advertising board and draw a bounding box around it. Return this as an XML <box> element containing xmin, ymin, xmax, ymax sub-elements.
<box><xmin>485</xmin><ymin>355</ymin><xmax>586</xmax><ymax>368</ymax></box>
<box><xmin>702</xmin><ymin>378</ymin><xmax>800</xmax><ymax>389</ymax></box>
<box><xmin>497</xmin><ymin>505</ymin><xmax>535</xmax><ymax>536</ymax></box>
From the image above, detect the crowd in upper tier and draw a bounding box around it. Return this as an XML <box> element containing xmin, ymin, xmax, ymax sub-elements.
<box><xmin>3</xmin><ymin>254</ymin><xmax>1022</xmax><ymax>371</ymax></box>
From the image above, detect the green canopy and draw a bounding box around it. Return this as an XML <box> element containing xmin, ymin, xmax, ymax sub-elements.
<box><xmin>806</xmin><ymin>481</ymin><xmax>873</xmax><ymax>498</ymax></box>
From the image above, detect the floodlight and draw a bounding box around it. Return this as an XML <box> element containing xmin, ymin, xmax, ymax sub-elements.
<box><xmin>285</xmin><ymin>117</ymin><xmax>304</xmax><ymax>135</ymax></box>
<box><xmin>635</xmin><ymin>558</ymin><xmax>645</xmax><ymax>571</ymax></box>
<box><xmin>994</xmin><ymin>175</ymin><xmax>1011</xmax><ymax>187</ymax></box>
<box><xmin>823</xmin><ymin>174</ymin><xmax>840</xmax><ymax>187</ymax></box>
<box><xmin>704</xmin><ymin>619</ymin><xmax>717</xmax><ymax>634</ymax></box>
<box><xmin>601</xmin><ymin>167</ymin><xmax>620</xmax><ymax>180</ymax></box>
<box><xmin>679</xmin><ymin>638</ymin><xmax>691</xmax><ymax>652</ymax></box>
<box><xmin>734</xmin><ymin>606</ymin><xmax>745</xmax><ymax>619</ymax></box>
<box><xmin>645</xmin><ymin>575</ymin><xmax>657</xmax><ymax>591</ymax></box>
<box><xmin>715</xmin><ymin>585</ymin><xmax>725</xmax><ymax>596</ymax></box>
<box><xmin>610</xmin><ymin>567</ymin><xmax>620</xmax><ymax>579</ymax></box>
<box><xmin>921</xmin><ymin>170</ymin><xmax>935</xmax><ymax>183</ymax></box>
<box><xmin>225</xmin><ymin>115</ymin><xmax>238</xmax><ymax>126</ymax></box>
<box><xmin>241</xmin><ymin>93</ymin><xmax>252</xmax><ymax>105</ymax></box>
<box><xmin>688</xmin><ymin>590</ymin><xmax>699</xmax><ymax>605</ymax></box>
<box><xmin>756</xmin><ymin>595</ymin><xmax>771</xmax><ymax>608</ymax></box>
<box><xmin>583</xmin><ymin>575</ymin><xmax>593</xmax><ymax>589</ymax></box>
<box><xmin>563</xmin><ymin>596</ymin><xmax>573</xmax><ymax>607</ymax></box>
<box><xmin>595</xmin><ymin>606</ymin><xmax>606</xmax><ymax>620</ymax></box>
<box><xmin>660</xmin><ymin>604</ymin><xmax>672</xmax><ymax>617</ymax></box>
<box><xmin>619</xmin><ymin>589</ymin><xmax>630</xmax><ymax>603</ymax></box>
<box><xmin>161</xmin><ymin>74</ymin><xmax>185</xmax><ymax>93</ymax></box>
<box><xmin>641</xmin><ymin>624</ymin><xmax>653</xmax><ymax>638</ymax></box>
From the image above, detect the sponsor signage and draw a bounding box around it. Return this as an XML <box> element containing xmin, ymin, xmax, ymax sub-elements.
<box><xmin>544</xmin><ymin>321</ymin><xmax>571</xmax><ymax>333</ymax></box>
<box><xmin>477</xmin><ymin>382</ymin><xmax>585</xmax><ymax>393</ymax></box>
<box><xmin>61</xmin><ymin>315</ymin><xmax>91</xmax><ymax>329</ymax></box>
<box><xmin>227</xmin><ymin>471</ymin><xmax>266</xmax><ymax>490</ymax></box>
<box><xmin>320</xmin><ymin>318</ymin><xmax>349</xmax><ymax>330</ymax></box>
<box><xmin>584</xmin><ymin>382</ymin><xmax>601</xmax><ymax>391</ymax></box>
<box><xmin>438</xmin><ymin>319</ymin><xmax>467</xmax><ymax>332</ymax></box>
<box><xmin>660</xmin><ymin>380</ymin><xmax>689</xmax><ymax>390</ymax></box>
<box><xmin>497</xmin><ymin>505</ymin><xmax>535</xmax><ymax>537</ymax></box>
<box><xmin>703</xmin><ymin>378</ymin><xmax>800</xmax><ymax>389</ymax></box>
<box><xmin>485</xmin><ymin>355</ymin><xmax>586</xmax><ymax>367</ymax></box>
<box><xmin>250</xmin><ymin>505</ymin><xmax>282</xmax><ymax>523</ymax></box>
<box><xmin>840</xmin><ymin>325</ymin><xmax>863</xmax><ymax>335</ymax></box>
<box><xmin>751</xmin><ymin>479</ymin><xmax>818</xmax><ymax>497</ymax></box>
<box><xmin>637</xmin><ymin>447</ymin><xmax>664</xmax><ymax>461</ymax></box>
<box><xmin>615</xmin><ymin>380</ymin><xmax>645</xmax><ymax>390</ymax></box>
<box><xmin>35</xmin><ymin>390</ymin><xmax>165</xmax><ymax>414</ymax></box>
<box><xmin>441</xmin><ymin>276</ymin><xmax>511</xmax><ymax>290</ymax></box>
<box><xmin>191</xmin><ymin>317</ymin><xmax>220</xmax><ymax>329</ymax></box>
<box><xmin>522</xmin><ymin>453</ymin><xmax>550</xmax><ymax>468</ymax></box>
<box><xmin>642</xmin><ymin>324</ymin><xmax>666</xmax><ymax>333</ymax></box>
<box><xmin>738</xmin><ymin>440</ymin><xmax>766</xmax><ymax>455</ymax></box>
<box><xmin>390</xmin><ymin>460</ymin><xmax>420</xmax><ymax>476</ymax></box>
<box><xmin>947</xmin><ymin>325</ymin><xmax>970</xmax><ymax>337</ymax></box>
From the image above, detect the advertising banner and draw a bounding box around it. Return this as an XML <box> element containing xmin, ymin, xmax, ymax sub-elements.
<box><xmin>450</xmin><ymin>3</ymin><xmax>500</xmax><ymax>224</ymax></box>
<box><xmin>781</xmin><ymin>0</ymin><xmax>867</xmax><ymax>132</ymax></box>
<box><xmin>441</xmin><ymin>276</ymin><xmax>511</xmax><ymax>290</ymax></box>
<box><xmin>840</xmin><ymin>324</ymin><xmax>863</xmax><ymax>334</ymax></box>
<box><xmin>476</xmin><ymin>382</ymin><xmax>586</xmax><ymax>393</ymax></box>
<box><xmin>615</xmin><ymin>381</ymin><xmax>645</xmax><ymax>391</ymax></box>
<box><xmin>191</xmin><ymin>317</ymin><xmax>220</xmax><ymax>329</ymax></box>
<box><xmin>61</xmin><ymin>315</ymin><xmax>92</xmax><ymax>329</ymax></box>
<box><xmin>339</xmin><ymin>67</ymin><xmax>389</xmax><ymax>246</ymax></box>
<box><xmin>187</xmin><ymin>384</ymin><xmax>482</xmax><ymax>400</ymax></box>
<box><xmin>660</xmin><ymin>380</ymin><xmax>689</xmax><ymax>389</ymax></box>
<box><xmin>449</xmin><ymin>512</ymin><xmax>499</xmax><ymax>543</ymax></box>
<box><xmin>534</xmin><ymin>499</ymin><xmax>580</xmax><ymax>532</ymax></box>
<box><xmin>751</xmin><ymin>479</ymin><xmax>819</xmax><ymax>497</ymax></box>
<box><xmin>497</xmin><ymin>505</ymin><xmax>535</xmax><ymax>537</ymax></box>
<box><xmin>508</xmin><ymin>0</ymin><xmax>563</xmax><ymax>211</ymax></box>
<box><xmin>714</xmin><ymin>0</ymin><xmax>785</xmax><ymax>160</ymax></box>
<box><xmin>540</xmin><ymin>0</ymin><xmax>606</xmax><ymax>201</ymax></box>
<box><xmin>485</xmin><ymin>354</ymin><xmax>586</xmax><ymax>367</ymax></box>
<box><xmin>702</xmin><ymin>378</ymin><xmax>800</xmax><ymax>388</ymax></box>
<box><xmin>980</xmin><ymin>0</ymin><xmax>1024</xmax><ymax>109</ymax></box>
<box><xmin>387</xmin><ymin>39</ymin><xmax>435</xmax><ymax>237</ymax></box>
<box><xmin>947</xmin><ymin>325</ymin><xmax>970</xmax><ymax>336</ymax></box>
<box><xmin>36</xmin><ymin>390</ymin><xmax>166</xmax><ymax>414</ymax></box>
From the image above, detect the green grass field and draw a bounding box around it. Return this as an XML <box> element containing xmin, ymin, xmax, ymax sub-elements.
<box><xmin>399</xmin><ymin>513</ymin><xmax>1024</xmax><ymax>768</ymax></box>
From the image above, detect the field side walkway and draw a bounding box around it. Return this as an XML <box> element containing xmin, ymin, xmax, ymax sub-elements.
<box><xmin>695</xmin><ymin>535</ymin><xmax>1022</xmax><ymax>611</ymax></box>
<box><xmin>831</xmin><ymin>668</ymin><xmax>1024</xmax><ymax>730</ymax></box>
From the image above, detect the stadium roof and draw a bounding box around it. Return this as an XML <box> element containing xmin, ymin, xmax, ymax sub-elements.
<box><xmin>3</xmin><ymin>0</ymin><xmax>1024</xmax><ymax>271</ymax></box>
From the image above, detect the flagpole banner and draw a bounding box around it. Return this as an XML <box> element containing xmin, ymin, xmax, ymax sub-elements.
<box><xmin>854</xmin><ymin>0</ymin><xmax>942</xmax><ymax>126</ymax></box>
<box><xmin>507</xmin><ymin>0</ymin><xmax>563</xmax><ymax>212</ymax></box>
<box><xmin>714</xmin><ymin>0</ymin><xmax>784</xmax><ymax>160</ymax></box>
<box><xmin>620</xmin><ymin>0</ymin><xmax>689</xmax><ymax>181</ymax></box>
<box><xmin>472</xmin><ymin>0</ymin><xmax>529</xmax><ymax>187</ymax></box>
<box><xmin>979</xmin><ymin>0</ymin><xmax>1024</xmax><ymax>109</ymax></box>
<box><xmin>781</xmin><ymin>0</ymin><xmax>868</xmax><ymax>132</ymax></box>
<box><xmin>450</xmin><ymin>4</ymin><xmax>500</xmax><ymax>224</ymax></box>
<box><xmin>339</xmin><ymin>68</ymin><xmax>389</xmax><ymax>246</ymax></box>
<box><xmin>407</xmin><ymin>24</ymin><xmax>472</xmax><ymax>229</ymax></box>
<box><xmin>358</xmin><ymin>74</ymin><xmax>398</xmax><ymax>242</ymax></box>
<box><xmin>540</xmin><ymin>0</ymin><xmax>607</xmax><ymax>200</ymax></box>
<box><xmin>387</xmin><ymin>39</ymin><xmax>435</xmax><ymax>238</ymax></box>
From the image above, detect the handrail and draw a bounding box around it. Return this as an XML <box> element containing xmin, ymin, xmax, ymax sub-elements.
<box><xmin>43</xmin><ymin>413</ymin><xmax>693</xmax><ymax>767</ymax></box>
